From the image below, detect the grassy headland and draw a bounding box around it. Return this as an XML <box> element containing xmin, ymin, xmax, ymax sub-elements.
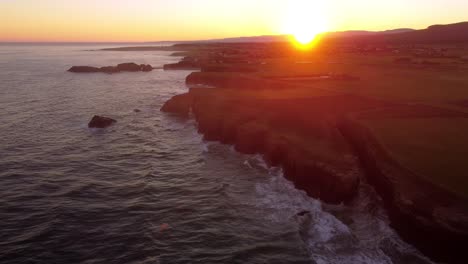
<box><xmin>110</xmin><ymin>22</ymin><xmax>468</xmax><ymax>263</ymax></box>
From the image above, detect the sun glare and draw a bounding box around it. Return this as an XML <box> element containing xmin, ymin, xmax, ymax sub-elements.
<box><xmin>281</xmin><ymin>0</ymin><xmax>329</xmax><ymax>46</ymax></box>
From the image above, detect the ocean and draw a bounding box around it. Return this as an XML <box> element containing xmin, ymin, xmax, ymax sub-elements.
<box><xmin>0</xmin><ymin>44</ymin><xmax>433</xmax><ymax>264</ymax></box>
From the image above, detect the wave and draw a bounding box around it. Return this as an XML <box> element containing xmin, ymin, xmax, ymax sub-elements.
<box><xmin>245</xmin><ymin>153</ymin><xmax>434</xmax><ymax>264</ymax></box>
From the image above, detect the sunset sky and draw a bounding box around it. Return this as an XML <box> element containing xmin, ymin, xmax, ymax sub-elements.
<box><xmin>1</xmin><ymin>0</ymin><xmax>467</xmax><ymax>42</ymax></box>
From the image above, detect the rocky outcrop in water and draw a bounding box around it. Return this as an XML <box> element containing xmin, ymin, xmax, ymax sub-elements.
<box><xmin>160</xmin><ymin>93</ymin><xmax>193</xmax><ymax>117</ymax></box>
<box><xmin>68</xmin><ymin>63</ymin><xmax>153</xmax><ymax>74</ymax></box>
<box><xmin>88</xmin><ymin>115</ymin><xmax>117</xmax><ymax>128</ymax></box>
<box><xmin>68</xmin><ymin>66</ymin><xmax>102</xmax><ymax>73</ymax></box>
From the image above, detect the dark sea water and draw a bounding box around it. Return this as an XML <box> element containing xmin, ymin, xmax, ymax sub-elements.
<box><xmin>0</xmin><ymin>44</ymin><xmax>434</xmax><ymax>264</ymax></box>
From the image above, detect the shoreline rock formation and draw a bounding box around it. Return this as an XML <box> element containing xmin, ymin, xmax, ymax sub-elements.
<box><xmin>338</xmin><ymin>117</ymin><xmax>468</xmax><ymax>263</ymax></box>
<box><xmin>157</xmin><ymin>38</ymin><xmax>468</xmax><ymax>263</ymax></box>
<box><xmin>68</xmin><ymin>63</ymin><xmax>153</xmax><ymax>74</ymax></box>
<box><xmin>162</xmin><ymin>89</ymin><xmax>365</xmax><ymax>204</ymax></box>
<box><xmin>161</xmin><ymin>77</ymin><xmax>468</xmax><ymax>264</ymax></box>
<box><xmin>88</xmin><ymin>115</ymin><xmax>117</xmax><ymax>128</ymax></box>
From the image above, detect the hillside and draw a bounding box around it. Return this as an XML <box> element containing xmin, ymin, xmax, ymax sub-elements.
<box><xmin>326</xmin><ymin>22</ymin><xmax>468</xmax><ymax>44</ymax></box>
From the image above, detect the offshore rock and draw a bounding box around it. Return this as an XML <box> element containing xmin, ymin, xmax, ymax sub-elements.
<box><xmin>68</xmin><ymin>63</ymin><xmax>153</xmax><ymax>74</ymax></box>
<box><xmin>88</xmin><ymin>115</ymin><xmax>117</xmax><ymax>128</ymax></box>
<box><xmin>116</xmin><ymin>63</ymin><xmax>141</xmax><ymax>72</ymax></box>
<box><xmin>68</xmin><ymin>66</ymin><xmax>101</xmax><ymax>73</ymax></box>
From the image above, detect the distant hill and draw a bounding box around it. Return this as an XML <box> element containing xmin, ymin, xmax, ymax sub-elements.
<box><xmin>325</xmin><ymin>22</ymin><xmax>468</xmax><ymax>44</ymax></box>
<box><xmin>144</xmin><ymin>35</ymin><xmax>289</xmax><ymax>45</ymax></box>
<box><xmin>324</xmin><ymin>28</ymin><xmax>415</xmax><ymax>38</ymax></box>
<box><xmin>145</xmin><ymin>22</ymin><xmax>468</xmax><ymax>45</ymax></box>
<box><xmin>187</xmin><ymin>35</ymin><xmax>290</xmax><ymax>43</ymax></box>
<box><xmin>389</xmin><ymin>22</ymin><xmax>468</xmax><ymax>43</ymax></box>
<box><xmin>183</xmin><ymin>29</ymin><xmax>416</xmax><ymax>43</ymax></box>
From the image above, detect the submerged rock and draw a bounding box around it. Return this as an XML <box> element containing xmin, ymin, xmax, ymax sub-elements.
<box><xmin>88</xmin><ymin>115</ymin><xmax>117</xmax><ymax>128</ymax></box>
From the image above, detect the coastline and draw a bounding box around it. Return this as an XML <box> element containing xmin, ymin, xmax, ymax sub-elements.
<box><xmin>158</xmin><ymin>42</ymin><xmax>468</xmax><ymax>263</ymax></box>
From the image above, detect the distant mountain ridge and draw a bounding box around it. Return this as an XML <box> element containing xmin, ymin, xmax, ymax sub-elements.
<box><xmin>174</xmin><ymin>29</ymin><xmax>416</xmax><ymax>44</ymax></box>
<box><xmin>388</xmin><ymin>22</ymin><xmax>468</xmax><ymax>43</ymax></box>
<box><xmin>329</xmin><ymin>22</ymin><xmax>468</xmax><ymax>44</ymax></box>
<box><xmin>159</xmin><ymin>22</ymin><xmax>467</xmax><ymax>44</ymax></box>
<box><xmin>323</xmin><ymin>28</ymin><xmax>415</xmax><ymax>38</ymax></box>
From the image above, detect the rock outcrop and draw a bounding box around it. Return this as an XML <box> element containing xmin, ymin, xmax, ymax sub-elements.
<box><xmin>140</xmin><ymin>64</ymin><xmax>153</xmax><ymax>72</ymax></box>
<box><xmin>88</xmin><ymin>115</ymin><xmax>117</xmax><ymax>128</ymax></box>
<box><xmin>163</xmin><ymin>60</ymin><xmax>200</xmax><ymax>70</ymax></box>
<box><xmin>161</xmin><ymin>85</ymin><xmax>468</xmax><ymax>263</ymax></box>
<box><xmin>68</xmin><ymin>66</ymin><xmax>101</xmax><ymax>73</ymax></box>
<box><xmin>157</xmin><ymin>40</ymin><xmax>468</xmax><ymax>263</ymax></box>
<box><xmin>160</xmin><ymin>93</ymin><xmax>193</xmax><ymax>117</ymax></box>
<box><xmin>68</xmin><ymin>63</ymin><xmax>153</xmax><ymax>74</ymax></box>
<box><xmin>115</xmin><ymin>63</ymin><xmax>141</xmax><ymax>72</ymax></box>
<box><xmin>99</xmin><ymin>66</ymin><xmax>120</xmax><ymax>74</ymax></box>
<box><xmin>161</xmin><ymin>89</ymin><xmax>363</xmax><ymax>204</ymax></box>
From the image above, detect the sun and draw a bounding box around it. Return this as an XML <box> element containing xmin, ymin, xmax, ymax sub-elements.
<box><xmin>281</xmin><ymin>0</ymin><xmax>329</xmax><ymax>46</ymax></box>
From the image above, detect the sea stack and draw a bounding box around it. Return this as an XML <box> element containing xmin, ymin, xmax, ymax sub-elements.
<box><xmin>88</xmin><ymin>115</ymin><xmax>117</xmax><ymax>128</ymax></box>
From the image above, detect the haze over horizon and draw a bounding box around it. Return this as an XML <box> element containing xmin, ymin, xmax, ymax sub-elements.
<box><xmin>1</xmin><ymin>0</ymin><xmax>468</xmax><ymax>42</ymax></box>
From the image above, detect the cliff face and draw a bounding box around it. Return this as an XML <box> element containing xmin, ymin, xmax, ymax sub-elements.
<box><xmin>161</xmin><ymin>87</ymin><xmax>468</xmax><ymax>263</ymax></box>
<box><xmin>159</xmin><ymin>37</ymin><xmax>468</xmax><ymax>263</ymax></box>
<box><xmin>161</xmin><ymin>88</ymin><xmax>389</xmax><ymax>204</ymax></box>
<box><xmin>186</xmin><ymin>72</ymin><xmax>298</xmax><ymax>90</ymax></box>
<box><xmin>162</xmin><ymin>91</ymin><xmax>359</xmax><ymax>203</ymax></box>
<box><xmin>339</xmin><ymin>118</ymin><xmax>468</xmax><ymax>263</ymax></box>
<box><xmin>160</xmin><ymin>93</ymin><xmax>193</xmax><ymax>117</ymax></box>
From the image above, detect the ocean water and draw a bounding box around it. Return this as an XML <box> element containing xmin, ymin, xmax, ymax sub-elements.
<box><xmin>0</xmin><ymin>44</ymin><xmax>433</xmax><ymax>264</ymax></box>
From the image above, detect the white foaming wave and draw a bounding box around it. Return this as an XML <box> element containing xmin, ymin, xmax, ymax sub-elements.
<box><xmin>185</xmin><ymin>118</ymin><xmax>198</xmax><ymax>127</ymax></box>
<box><xmin>251</xmin><ymin>164</ymin><xmax>434</xmax><ymax>264</ymax></box>
<box><xmin>87</xmin><ymin>127</ymin><xmax>114</xmax><ymax>134</ymax></box>
<box><xmin>228</xmin><ymin>145</ymin><xmax>236</xmax><ymax>153</ymax></box>
<box><xmin>242</xmin><ymin>155</ymin><xmax>268</xmax><ymax>171</ymax></box>
<box><xmin>243</xmin><ymin>160</ymin><xmax>253</xmax><ymax>168</ymax></box>
<box><xmin>200</xmin><ymin>140</ymin><xmax>218</xmax><ymax>153</ymax></box>
<box><xmin>253</xmin><ymin>154</ymin><xmax>269</xmax><ymax>170</ymax></box>
<box><xmin>186</xmin><ymin>138</ymin><xmax>433</xmax><ymax>263</ymax></box>
<box><xmin>254</xmin><ymin>168</ymin><xmax>350</xmax><ymax>241</ymax></box>
<box><xmin>201</xmin><ymin>143</ymin><xmax>210</xmax><ymax>153</ymax></box>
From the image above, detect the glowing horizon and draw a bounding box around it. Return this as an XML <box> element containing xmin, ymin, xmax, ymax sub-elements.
<box><xmin>1</xmin><ymin>0</ymin><xmax>467</xmax><ymax>42</ymax></box>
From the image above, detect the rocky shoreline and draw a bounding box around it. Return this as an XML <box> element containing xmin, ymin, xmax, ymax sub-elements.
<box><xmin>339</xmin><ymin>117</ymin><xmax>468</xmax><ymax>263</ymax></box>
<box><xmin>160</xmin><ymin>61</ymin><xmax>468</xmax><ymax>263</ymax></box>
<box><xmin>162</xmin><ymin>89</ymin><xmax>361</xmax><ymax>203</ymax></box>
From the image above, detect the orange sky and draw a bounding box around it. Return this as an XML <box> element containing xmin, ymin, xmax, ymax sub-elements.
<box><xmin>1</xmin><ymin>0</ymin><xmax>467</xmax><ymax>42</ymax></box>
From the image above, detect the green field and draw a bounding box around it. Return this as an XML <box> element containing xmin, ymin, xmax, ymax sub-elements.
<box><xmin>166</xmin><ymin>42</ymin><xmax>468</xmax><ymax>199</ymax></box>
<box><xmin>364</xmin><ymin>118</ymin><xmax>468</xmax><ymax>197</ymax></box>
